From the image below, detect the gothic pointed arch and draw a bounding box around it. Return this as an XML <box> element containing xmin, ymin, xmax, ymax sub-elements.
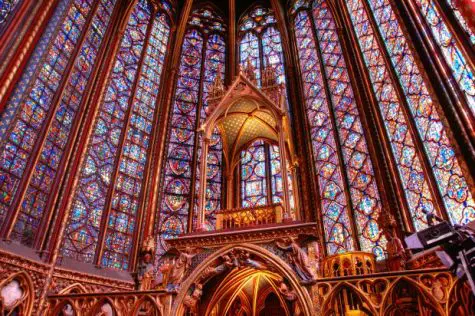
<box><xmin>321</xmin><ymin>282</ymin><xmax>378</xmax><ymax>315</ymax></box>
<box><xmin>171</xmin><ymin>243</ymin><xmax>313</xmax><ymax>316</ymax></box>
<box><xmin>0</xmin><ymin>271</ymin><xmax>34</xmax><ymax>316</ymax></box>
<box><xmin>91</xmin><ymin>298</ymin><xmax>117</xmax><ymax>316</ymax></box>
<box><xmin>132</xmin><ymin>295</ymin><xmax>163</xmax><ymax>316</ymax></box>
<box><xmin>381</xmin><ymin>277</ymin><xmax>445</xmax><ymax>316</ymax></box>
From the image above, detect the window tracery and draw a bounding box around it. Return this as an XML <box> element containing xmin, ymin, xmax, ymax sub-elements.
<box><xmin>239</xmin><ymin>5</ymin><xmax>287</xmax><ymax>97</ymax></box>
<box><xmin>292</xmin><ymin>0</ymin><xmax>385</xmax><ymax>258</ymax></box>
<box><xmin>62</xmin><ymin>0</ymin><xmax>171</xmax><ymax>269</ymax></box>
<box><xmin>157</xmin><ymin>6</ymin><xmax>226</xmax><ymax>254</ymax></box>
<box><xmin>345</xmin><ymin>0</ymin><xmax>475</xmax><ymax>229</ymax></box>
<box><xmin>0</xmin><ymin>0</ymin><xmax>118</xmax><ymax>246</ymax></box>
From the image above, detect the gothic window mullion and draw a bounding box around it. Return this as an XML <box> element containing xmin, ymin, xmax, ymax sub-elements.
<box><xmin>407</xmin><ymin>0</ymin><xmax>475</xmax><ymax>116</ymax></box>
<box><xmin>93</xmin><ymin>9</ymin><xmax>157</xmax><ymax>267</ymax></box>
<box><xmin>432</xmin><ymin>0</ymin><xmax>475</xmax><ymax>50</ymax></box>
<box><xmin>364</xmin><ymin>0</ymin><xmax>449</xmax><ymax>221</ymax></box>
<box><xmin>0</xmin><ymin>0</ymin><xmax>107</xmax><ymax>240</ymax></box>
<box><xmin>129</xmin><ymin>13</ymin><xmax>175</xmax><ymax>270</ymax></box>
<box><xmin>264</xmin><ymin>143</ymin><xmax>273</xmax><ymax>205</ymax></box>
<box><xmin>308</xmin><ymin>10</ymin><xmax>360</xmax><ymax>251</ymax></box>
<box><xmin>187</xmin><ymin>30</ymin><xmax>208</xmax><ymax>233</ymax></box>
<box><xmin>293</xmin><ymin>8</ymin><xmax>355</xmax><ymax>254</ymax></box>
<box><xmin>344</xmin><ymin>0</ymin><xmax>470</xmax><ymax>230</ymax></box>
<box><xmin>257</xmin><ymin>31</ymin><xmax>265</xmax><ymax>85</ymax></box>
<box><xmin>33</xmin><ymin>0</ymin><xmax>122</xmax><ymax>251</ymax></box>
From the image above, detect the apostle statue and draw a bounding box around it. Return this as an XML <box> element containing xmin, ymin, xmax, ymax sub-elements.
<box><xmin>276</xmin><ymin>237</ymin><xmax>316</xmax><ymax>282</ymax></box>
<box><xmin>136</xmin><ymin>236</ymin><xmax>156</xmax><ymax>290</ymax></box>
<box><xmin>383</xmin><ymin>214</ymin><xmax>407</xmax><ymax>271</ymax></box>
<box><xmin>167</xmin><ymin>247</ymin><xmax>197</xmax><ymax>291</ymax></box>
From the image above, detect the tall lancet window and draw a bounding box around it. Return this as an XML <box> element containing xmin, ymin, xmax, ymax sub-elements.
<box><xmin>239</xmin><ymin>6</ymin><xmax>287</xmax><ymax>95</ymax></box>
<box><xmin>157</xmin><ymin>7</ymin><xmax>225</xmax><ymax>254</ymax></box>
<box><xmin>238</xmin><ymin>5</ymin><xmax>294</xmax><ymax>214</ymax></box>
<box><xmin>291</xmin><ymin>0</ymin><xmax>385</xmax><ymax>258</ymax></box>
<box><xmin>345</xmin><ymin>0</ymin><xmax>475</xmax><ymax>229</ymax></box>
<box><xmin>410</xmin><ymin>0</ymin><xmax>475</xmax><ymax>115</ymax></box>
<box><xmin>62</xmin><ymin>0</ymin><xmax>172</xmax><ymax>270</ymax></box>
<box><xmin>0</xmin><ymin>0</ymin><xmax>118</xmax><ymax>246</ymax></box>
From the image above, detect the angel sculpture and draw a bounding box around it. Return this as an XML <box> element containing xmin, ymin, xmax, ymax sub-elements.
<box><xmin>276</xmin><ymin>237</ymin><xmax>316</xmax><ymax>282</ymax></box>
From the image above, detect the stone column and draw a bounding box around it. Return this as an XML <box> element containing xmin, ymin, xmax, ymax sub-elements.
<box><xmin>277</xmin><ymin>122</ymin><xmax>291</xmax><ymax>220</ymax></box>
<box><xmin>197</xmin><ymin>135</ymin><xmax>210</xmax><ymax>231</ymax></box>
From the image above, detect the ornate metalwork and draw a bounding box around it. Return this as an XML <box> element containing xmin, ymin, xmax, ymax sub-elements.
<box><xmin>216</xmin><ymin>203</ymin><xmax>283</xmax><ymax>230</ymax></box>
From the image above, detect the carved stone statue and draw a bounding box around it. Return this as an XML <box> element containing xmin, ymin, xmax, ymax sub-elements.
<box><xmin>278</xmin><ymin>280</ymin><xmax>297</xmax><ymax>301</ymax></box>
<box><xmin>136</xmin><ymin>236</ymin><xmax>156</xmax><ymax>290</ymax></box>
<box><xmin>383</xmin><ymin>214</ymin><xmax>407</xmax><ymax>271</ymax></box>
<box><xmin>183</xmin><ymin>283</ymin><xmax>203</xmax><ymax>314</ymax></box>
<box><xmin>242</xmin><ymin>59</ymin><xmax>257</xmax><ymax>84</ymax></box>
<box><xmin>200</xmin><ymin>254</ymin><xmax>236</xmax><ymax>281</ymax></box>
<box><xmin>167</xmin><ymin>247</ymin><xmax>197</xmax><ymax>291</ymax></box>
<box><xmin>276</xmin><ymin>237</ymin><xmax>316</xmax><ymax>282</ymax></box>
<box><xmin>238</xmin><ymin>250</ymin><xmax>267</xmax><ymax>270</ymax></box>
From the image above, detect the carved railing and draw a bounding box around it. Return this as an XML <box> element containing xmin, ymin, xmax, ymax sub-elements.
<box><xmin>215</xmin><ymin>203</ymin><xmax>283</xmax><ymax>230</ymax></box>
<box><xmin>313</xmin><ymin>268</ymin><xmax>474</xmax><ymax>315</ymax></box>
<box><xmin>46</xmin><ymin>290</ymin><xmax>172</xmax><ymax>315</ymax></box>
<box><xmin>321</xmin><ymin>251</ymin><xmax>376</xmax><ymax>278</ymax></box>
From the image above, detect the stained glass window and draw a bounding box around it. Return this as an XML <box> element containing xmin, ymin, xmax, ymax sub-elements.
<box><xmin>240</xmin><ymin>140</ymin><xmax>295</xmax><ymax>213</ymax></box>
<box><xmin>0</xmin><ymin>0</ymin><xmax>117</xmax><ymax>246</ymax></box>
<box><xmin>241</xmin><ymin>140</ymin><xmax>268</xmax><ymax>207</ymax></box>
<box><xmin>238</xmin><ymin>5</ymin><xmax>294</xmax><ymax>216</ymax></box>
<box><xmin>239</xmin><ymin>5</ymin><xmax>287</xmax><ymax>97</ymax></box>
<box><xmin>269</xmin><ymin>144</ymin><xmax>295</xmax><ymax>212</ymax></box>
<box><xmin>62</xmin><ymin>0</ymin><xmax>171</xmax><ymax>269</ymax></box>
<box><xmin>157</xmin><ymin>7</ymin><xmax>226</xmax><ymax>254</ymax></box>
<box><xmin>346</xmin><ymin>0</ymin><xmax>475</xmax><ymax>229</ymax></box>
<box><xmin>0</xmin><ymin>0</ymin><xmax>20</xmax><ymax>26</ymax></box>
<box><xmin>444</xmin><ymin>0</ymin><xmax>475</xmax><ymax>45</ymax></box>
<box><xmin>412</xmin><ymin>0</ymin><xmax>475</xmax><ymax>115</ymax></box>
<box><xmin>292</xmin><ymin>0</ymin><xmax>385</xmax><ymax>258</ymax></box>
<box><xmin>196</xmin><ymin>33</ymin><xmax>226</xmax><ymax>229</ymax></box>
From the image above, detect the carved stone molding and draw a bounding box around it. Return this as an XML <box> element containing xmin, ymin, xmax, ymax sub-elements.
<box><xmin>165</xmin><ymin>222</ymin><xmax>319</xmax><ymax>249</ymax></box>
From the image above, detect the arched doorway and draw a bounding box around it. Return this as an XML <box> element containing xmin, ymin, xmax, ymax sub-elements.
<box><xmin>206</xmin><ymin>268</ymin><xmax>291</xmax><ymax>316</ymax></box>
<box><xmin>171</xmin><ymin>244</ymin><xmax>313</xmax><ymax>316</ymax></box>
